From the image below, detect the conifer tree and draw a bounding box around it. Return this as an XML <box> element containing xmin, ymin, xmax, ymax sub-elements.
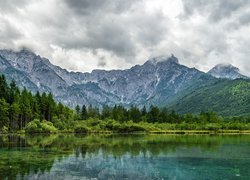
<box><xmin>81</xmin><ymin>105</ymin><xmax>87</xmax><ymax>120</ymax></box>
<box><xmin>0</xmin><ymin>98</ymin><xmax>9</xmax><ymax>130</ymax></box>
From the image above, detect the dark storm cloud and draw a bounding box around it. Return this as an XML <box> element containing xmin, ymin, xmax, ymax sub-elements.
<box><xmin>178</xmin><ymin>0</ymin><xmax>250</xmax><ymax>76</ymax></box>
<box><xmin>183</xmin><ymin>0</ymin><xmax>249</xmax><ymax>21</ymax></box>
<box><xmin>63</xmin><ymin>0</ymin><xmax>139</xmax><ymax>15</ymax></box>
<box><xmin>0</xmin><ymin>0</ymin><xmax>250</xmax><ymax>75</ymax></box>
<box><xmin>226</xmin><ymin>11</ymin><xmax>250</xmax><ymax>29</ymax></box>
<box><xmin>133</xmin><ymin>11</ymin><xmax>169</xmax><ymax>46</ymax></box>
<box><xmin>0</xmin><ymin>0</ymin><xmax>28</xmax><ymax>12</ymax></box>
<box><xmin>182</xmin><ymin>0</ymin><xmax>247</xmax><ymax>22</ymax></box>
<box><xmin>55</xmin><ymin>0</ymin><xmax>168</xmax><ymax>60</ymax></box>
<box><xmin>30</xmin><ymin>0</ymin><xmax>143</xmax><ymax>59</ymax></box>
<box><xmin>85</xmin><ymin>22</ymin><xmax>136</xmax><ymax>57</ymax></box>
<box><xmin>81</xmin><ymin>10</ymin><xmax>168</xmax><ymax>59</ymax></box>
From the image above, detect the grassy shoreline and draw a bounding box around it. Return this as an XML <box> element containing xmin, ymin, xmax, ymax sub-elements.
<box><xmin>149</xmin><ymin>130</ymin><xmax>250</xmax><ymax>134</ymax></box>
<box><xmin>2</xmin><ymin>118</ymin><xmax>250</xmax><ymax>135</ymax></box>
<box><xmin>1</xmin><ymin>129</ymin><xmax>250</xmax><ymax>135</ymax></box>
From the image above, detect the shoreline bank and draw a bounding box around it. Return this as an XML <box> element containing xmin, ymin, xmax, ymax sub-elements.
<box><xmin>1</xmin><ymin>130</ymin><xmax>250</xmax><ymax>135</ymax></box>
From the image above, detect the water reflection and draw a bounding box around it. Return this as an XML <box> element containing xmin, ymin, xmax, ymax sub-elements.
<box><xmin>0</xmin><ymin>134</ymin><xmax>249</xmax><ymax>179</ymax></box>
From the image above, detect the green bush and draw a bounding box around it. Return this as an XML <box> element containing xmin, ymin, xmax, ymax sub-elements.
<box><xmin>0</xmin><ymin>126</ymin><xmax>8</xmax><ymax>133</ymax></box>
<box><xmin>104</xmin><ymin>119</ymin><xmax>120</xmax><ymax>131</ymax></box>
<box><xmin>204</xmin><ymin>123</ymin><xmax>221</xmax><ymax>131</ymax></box>
<box><xmin>222</xmin><ymin>122</ymin><xmax>247</xmax><ymax>130</ymax></box>
<box><xmin>74</xmin><ymin>124</ymin><xmax>89</xmax><ymax>133</ymax></box>
<box><xmin>25</xmin><ymin>119</ymin><xmax>57</xmax><ymax>133</ymax></box>
<box><xmin>118</xmin><ymin>123</ymin><xmax>147</xmax><ymax>133</ymax></box>
<box><xmin>25</xmin><ymin>119</ymin><xmax>39</xmax><ymax>133</ymax></box>
<box><xmin>87</xmin><ymin>118</ymin><xmax>101</xmax><ymax>126</ymax></box>
<box><xmin>52</xmin><ymin>118</ymin><xmax>65</xmax><ymax>130</ymax></box>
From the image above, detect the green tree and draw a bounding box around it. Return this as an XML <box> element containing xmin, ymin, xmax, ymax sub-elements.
<box><xmin>0</xmin><ymin>98</ymin><xmax>9</xmax><ymax>131</ymax></box>
<box><xmin>8</xmin><ymin>80</ymin><xmax>18</xmax><ymax>104</ymax></box>
<box><xmin>148</xmin><ymin>105</ymin><xmax>160</xmax><ymax>123</ymax></box>
<box><xmin>75</xmin><ymin>105</ymin><xmax>81</xmax><ymax>120</ymax></box>
<box><xmin>129</xmin><ymin>106</ymin><xmax>141</xmax><ymax>123</ymax></box>
<box><xmin>46</xmin><ymin>92</ymin><xmax>56</xmax><ymax>121</ymax></box>
<box><xmin>81</xmin><ymin>105</ymin><xmax>87</xmax><ymax>120</ymax></box>
<box><xmin>88</xmin><ymin>105</ymin><xmax>100</xmax><ymax>118</ymax></box>
<box><xmin>9</xmin><ymin>102</ymin><xmax>21</xmax><ymax>131</ymax></box>
<box><xmin>0</xmin><ymin>75</ymin><xmax>8</xmax><ymax>100</ymax></box>
<box><xmin>20</xmin><ymin>88</ymin><xmax>33</xmax><ymax>128</ymax></box>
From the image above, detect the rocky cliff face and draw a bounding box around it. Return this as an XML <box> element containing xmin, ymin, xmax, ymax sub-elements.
<box><xmin>1</xmin><ymin>49</ymin><xmax>239</xmax><ymax>108</ymax></box>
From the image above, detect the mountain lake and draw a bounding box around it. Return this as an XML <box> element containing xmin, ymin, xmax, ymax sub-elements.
<box><xmin>0</xmin><ymin>134</ymin><xmax>249</xmax><ymax>179</ymax></box>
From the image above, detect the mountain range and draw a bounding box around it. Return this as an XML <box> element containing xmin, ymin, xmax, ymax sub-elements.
<box><xmin>0</xmin><ymin>49</ymin><xmax>249</xmax><ymax>116</ymax></box>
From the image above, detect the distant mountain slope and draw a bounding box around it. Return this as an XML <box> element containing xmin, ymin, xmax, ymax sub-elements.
<box><xmin>0</xmin><ymin>49</ymin><xmax>206</xmax><ymax>107</ymax></box>
<box><xmin>208</xmin><ymin>63</ymin><xmax>248</xmax><ymax>79</ymax></box>
<box><xmin>0</xmin><ymin>54</ymin><xmax>39</xmax><ymax>91</ymax></box>
<box><xmin>169</xmin><ymin>79</ymin><xmax>250</xmax><ymax>116</ymax></box>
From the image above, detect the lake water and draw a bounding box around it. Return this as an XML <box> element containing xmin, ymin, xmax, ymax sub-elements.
<box><xmin>0</xmin><ymin>134</ymin><xmax>249</xmax><ymax>179</ymax></box>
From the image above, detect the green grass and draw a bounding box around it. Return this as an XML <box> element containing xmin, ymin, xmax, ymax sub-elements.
<box><xmin>7</xmin><ymin>118</ymin><xmax>249</xmax><ymax>134</ymax></box>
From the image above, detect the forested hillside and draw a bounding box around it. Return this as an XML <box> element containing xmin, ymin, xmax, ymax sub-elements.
<box><xmin>170</xmin><ymin>79</ymin><xmax>250</xmax><ymax>116</ymax></box>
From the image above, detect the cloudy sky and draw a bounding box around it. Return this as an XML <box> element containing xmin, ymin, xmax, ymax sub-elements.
<box><xmin>0</xmin><ymin>0</ymin><xmax>250</xmax><ymax>75</ymax></box>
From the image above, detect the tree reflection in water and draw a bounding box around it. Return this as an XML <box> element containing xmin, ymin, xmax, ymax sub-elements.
<box><xmin>0</xmin><ymin>134</ymin><xmax>249</xmax><ymax>179</ymax></box>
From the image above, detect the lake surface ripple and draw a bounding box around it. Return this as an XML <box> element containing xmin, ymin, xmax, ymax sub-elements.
<box><xmin>0</xmin><ymin>134</ymin><xmax>249</xmax><ymax>179</ymax></box>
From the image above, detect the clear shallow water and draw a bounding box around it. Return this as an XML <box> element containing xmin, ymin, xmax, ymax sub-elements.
<box><xmin>0</xmin><ymin>135</ymin><xmax>249</xmax><ymax>179</ymax></box>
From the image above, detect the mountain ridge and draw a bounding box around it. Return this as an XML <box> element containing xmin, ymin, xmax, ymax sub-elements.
<box><xmin>0</xmin><ymin>49</ymin><xmax>249</xmax><ymax>116</ymax></box>
<box><xmin>0</xmin><ymin>49</ymin><xmax>206</xmax><ymax>107</ymax></box>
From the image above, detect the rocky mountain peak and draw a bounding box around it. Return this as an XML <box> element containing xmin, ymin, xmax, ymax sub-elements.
<box><xmin>208</xmin><ymin>63</ymin><xmax>247</xmax><ymax>79</ymax></box>
<box><xmin>148</xmin><ymin>54</ymin><xmax>179</xmax><ymax>65</ymax></box>
<box><xmin>0</xmin><ymin>49</ymin><xmax>206</xmax><ymax>107</ymax></box>
<box><xmin>0</xmin><ymin>49</ymin><xmax>43</xmax><ymax>74</ymax></box>
<box><xmin>19</xmin><ymin>48</ymin><xmax>35</xmax><ymax>54</ymax></box>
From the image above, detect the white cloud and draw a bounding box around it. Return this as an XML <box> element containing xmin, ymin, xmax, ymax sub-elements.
<box><xmin>0</xmin><ymin>0</ymin><xmax>249</xmax><ymax>76</ymax></box>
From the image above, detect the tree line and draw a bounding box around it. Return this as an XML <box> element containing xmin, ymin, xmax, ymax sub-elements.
<box><xmin>0</xmin><ymin>75</ymin><xmax>72</xmax><ymax>132</ymax></box>
<box><xmin>0</xmin><ymin>74</ymin><xmax>249</xmax><ymax>133</ymax></box>
<box><xmin>74</xmin><ymin>104</ymin><xmax>250</xmax><ymax>124</ymax></box>
<box><xmin>75</xmin><ymin>104</ymin><xmax>219</xmax><ymax>123</ymax></box>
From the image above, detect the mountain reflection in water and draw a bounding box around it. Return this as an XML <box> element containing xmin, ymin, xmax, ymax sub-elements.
<box><xmin>0</xmin><ymin>134</ymin><xmax>249</xmax><ymax>179</ymax></box>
